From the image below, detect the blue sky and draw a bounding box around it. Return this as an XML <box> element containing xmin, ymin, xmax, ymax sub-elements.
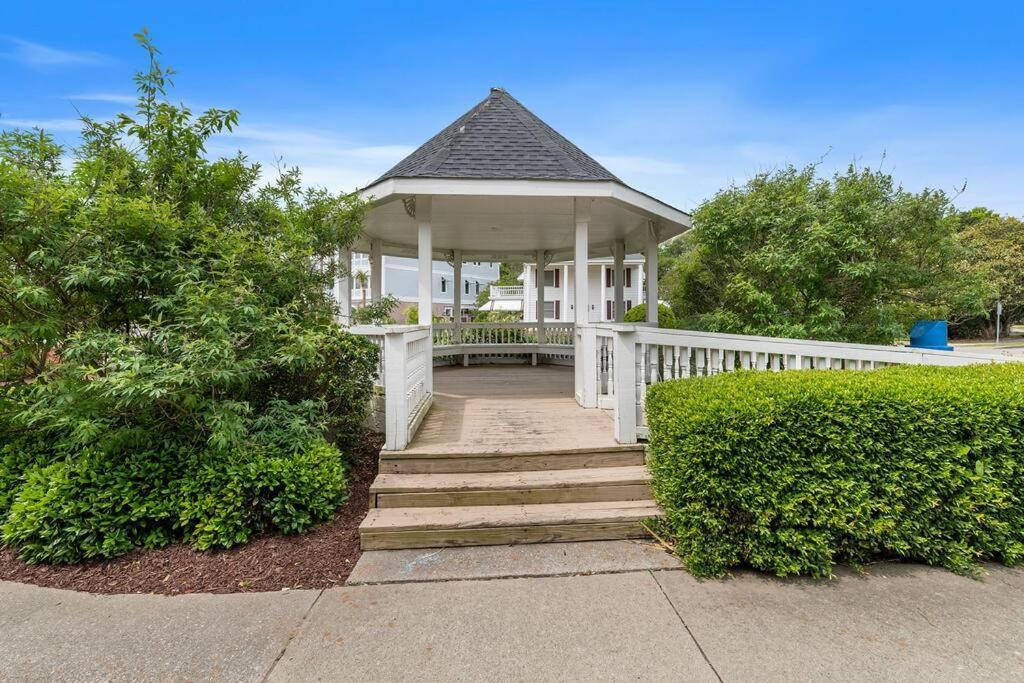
<box><xmin>3</xmin><ymin>1</ymin><xmax>1023</xmax><ymax>215</ymax></box>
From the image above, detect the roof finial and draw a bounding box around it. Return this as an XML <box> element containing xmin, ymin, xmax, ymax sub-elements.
<box><xmin>490</xmin><ymin>86</ymin><xmax>506</xmax><ymax>94</ymax></box>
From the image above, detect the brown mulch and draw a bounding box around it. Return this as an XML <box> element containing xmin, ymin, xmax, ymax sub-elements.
<box><xmin>0</xmin><ymin>435</ymin><xmax>382</xmax><ymax>595</ymax></box>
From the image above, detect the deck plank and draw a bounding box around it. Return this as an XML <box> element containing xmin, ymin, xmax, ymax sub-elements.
<box><xmin>401</xmin><ymin>365</ymin><xmax>617</xmax><ymax>455</ymax></box>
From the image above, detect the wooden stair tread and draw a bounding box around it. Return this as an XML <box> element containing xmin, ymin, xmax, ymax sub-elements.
<box><xmin>360</xmin><ymin>500</ymin><xmax>662</xmax><ymax>533</ymax></box>
<box><xmin>370</xmin><ymin>466</ymin><xmax>651</xmax><ymax>494</ymax></box>
<box><xmin>381</xmin><ymin>444</ymin><xmax>645</xmax><ymax>459</ymax></box>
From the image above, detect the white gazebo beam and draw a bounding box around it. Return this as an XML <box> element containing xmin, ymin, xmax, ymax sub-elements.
<box><xmin>575</xmin><ymin>198</ymin><xmax>597</xmax><ymax>408</ymax></box>
<box><xmin>613</xmin><ymin>239</ymin><xmax>625</xmax><ymax>322</ymax></box>
<box><xmin>369</xmin><ymin>238</ymin><xmax>383</xmax><ymax>303</ymax></box>
<box><xmin>535</xmin><ymin>249</ymin><xmax>546</xmax><ymax>350</ymax></box>
<box><xmin>452</xmin><ymin>249</ymin><xmax>464</xmax><ymax>364</ymax></box>
<box><xmin>416</xmin><ymin>195</ymin><xmax>433</xmax><ymax>326</ymax></box>
<box><xmin>645</xmin><ymin>220</ymin><xmax>659</xmax><ymax>326</ymax></box>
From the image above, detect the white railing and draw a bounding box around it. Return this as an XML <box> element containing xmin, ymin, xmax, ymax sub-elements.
<box><xmin>433</xmin><ymin>322</ymin><xmax>575</xmax><ymax>347</ymax></box>
<box><xmin>580</xmin><ymin>324</ymin><xmax>1015</xmax><ymax>444</ymax></box>
<box><xmin>351</xmin><ymin>325</ymin><xmax>434</xmax><ymax>450</ymax></box>
<box><xmin>489</xmin><ymin>285</ymin><xmax>524</xmax><ymax>298</ymax></box>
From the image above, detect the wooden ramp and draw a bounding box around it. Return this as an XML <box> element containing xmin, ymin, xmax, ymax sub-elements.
<box><xmin>359</xmin><ymin>366</ymin><xmax>662</xmax><ymax>550</ymax></box>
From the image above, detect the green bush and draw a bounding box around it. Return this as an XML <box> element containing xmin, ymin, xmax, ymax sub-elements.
<box><xmin>624</xmin><ymin>303</ymin><xmax>677</xmax><ymax>328</ymax></box>
<box><xmin>3</xmin><ymin>438</ymin><xmax>348</xmax><ymax>563</ymax></box>
<box><xmin>0</xmin><ymin>34</ymin><xmax>374</xmax><ymax>564</ymax></box>
<box><xmin>646</xmin><ymin>363</ymin><xmax>1024</xmax><ymax>578</ymax></box>
<box><xmin>178</xmin><ymin>439</ymin><xmax>348</xmax><ymax>551</ymax></box>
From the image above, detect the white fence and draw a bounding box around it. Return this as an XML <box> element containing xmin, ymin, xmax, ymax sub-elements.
<box><xmin>351</xmin><ymin>325</ymin><xmax>433</xmax><ymax>450</ymax></box>
<box><xmin>432</xmin><ymin>322</ymin><xmax>574</xmax><ymax>365</ymax></box>
<box><xmin>489</xmin><ymin>285</ymin><xmax>524</xmax><ymax>298</ymax></box>
<box><xmin>579</xmin><ymin>324</ymin><xmax>1013</xmax><ymax>444</ymax></box>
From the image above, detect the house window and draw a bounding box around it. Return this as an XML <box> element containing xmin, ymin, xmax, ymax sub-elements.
<box><xmin>538</xmin><ymin>269</ymin><xmax>559</xmax><ymax>287</ymax></box>
<box><xmin>625</xmin><ymin>267</ymin><xmax>632</xmax><ymax>288</ymax></box>
<box><xmin>465</xmin><ymin>280</ymin><xmax>470</xmax><ymax>294</ymax></box>
<box><xmin>606</xmin><ymin>300</ymin><xmax>613</xmax><ymax>320</ymax></box>
<box><xmin>606</xmin><ymin>268</ymin><xmax>613</xmax><ymax>288</ymax></box>
<box><xmin>441</xmin><ymin>277</ymin><xmax>447</xmax><ymax>293</ymax></box>
<box><xmin>543</xmin><ymin>301</ymin><xmax>560</xmax><ymax>320</ymax></box>
<box><xmin>475</xmin><ymin>281</ymin><xmax>480</xmax><ymax>294</ymax></box>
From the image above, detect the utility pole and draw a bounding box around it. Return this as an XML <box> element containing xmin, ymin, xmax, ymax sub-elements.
<box><xmin>996</xmin><ymin>300</ymin><xmax>1003</xmax><ymax>344</ymax></box>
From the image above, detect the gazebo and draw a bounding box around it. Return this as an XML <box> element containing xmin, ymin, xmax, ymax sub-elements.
<box><xmin>339</xmin><ymin>88</ymin><xmax>690</xmax><ymax>449</ymax></box>
<box><xmin>344</xmin><ymin>89</ymin><xmax>1000</xmax><ymax>550</ymax></box>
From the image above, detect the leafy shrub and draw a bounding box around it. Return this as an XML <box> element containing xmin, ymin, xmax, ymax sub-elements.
<box><xmin>646</xmin><ymin>363</ymin><xmax>1024</xmax><ymax>578</ymax></box>
<box><xmin>178</xmin><ymin>439</ymin><xmax>347</xmax><ymax>551</ymax></box>
<box><xmin>0</xmin><ymin>33</ymin><xmax>374</xmax><ymax>563</ymax></box>
<box><xmin>624</xmin><ymin>303</ymin><xmax>677</xmax><ymax>328</ymax></box>
<box><xmin>352</xmin><ymin>294</ymin><xmax>400</xmax><ymax>325</ymax></box>
<box><xmin>3</xmin><ymin>449</ymin><xmax>183</xmax><ymax>564</ymax></box>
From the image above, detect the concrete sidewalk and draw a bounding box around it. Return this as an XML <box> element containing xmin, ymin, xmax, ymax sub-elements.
<box><xmin>3</xmin><ymin>562</ymin><xmax>1024</xmax><ymax>681</ymax></box>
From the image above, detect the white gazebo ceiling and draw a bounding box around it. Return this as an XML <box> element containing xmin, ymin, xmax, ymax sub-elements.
<box><xmin>354</xmin><ymin>88</ymin><xmax>690</xmax><ymax>261</ymax></box>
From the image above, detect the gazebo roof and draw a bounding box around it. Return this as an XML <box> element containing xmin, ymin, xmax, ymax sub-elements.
<box><xmin>375</xmin><ymin>88</ymin><xmax>620</xmax><ymax>183</ymax></box>
<box><xmin>356</xmin><ymin>88</ymin><xmax>691</xmax><ymax>260</ymax></box>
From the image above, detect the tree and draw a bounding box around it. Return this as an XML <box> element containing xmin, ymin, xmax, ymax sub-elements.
<box><xmin>0</xmin><ymin>32</ymin><xmax>377</xmax><ymax>563</ymax></box>
<box><xmin>665</xmin><ymin>164</ymin><xmax>992</xmax><ymax>344</ymax></box>
<box><xmin>953</xmin><ymin>208</ymin><xmax>1024</xmax><ymax>338</ymax></box>
<box><xmin>355</xmin><ymin>269</ymin><xmax>369</xmax><ymax>307</ymax></box>
<box><xmin>623</xmin><ymin>303</ymin><xmax>677</xmax><ymax>328</ymax></box>
<box><xmin>475</xmin><ymin>261</ymin><xmax>523</xmax><ymax>308</ymax></box>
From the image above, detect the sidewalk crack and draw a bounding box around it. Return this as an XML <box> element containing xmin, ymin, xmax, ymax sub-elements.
<box><xmin>262</xmin><ymin>588</ymin><xmax>325</xmax><ymax>682</ymax></box>
<box><xmin>650</xmin><ymin>570</ymin><xmax>723</xmax><ymax>682</ymax></box>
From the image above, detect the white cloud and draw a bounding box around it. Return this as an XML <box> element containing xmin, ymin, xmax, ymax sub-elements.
<box><xmin>595</xmin><ymin>155</ymin><xmax>687</xmax><ymax>176</ymax></box>
<box><xmin>65</xmin><ymin>93</ymin><xmax>136</xmax><ymax>104</ymax></box>
<box><xmin>0</xmin><ymin>117</ymin><xmax>82</xmax><ymax>132</ymax></box>
<box><xmin>2</xmin><ymin>37</ymin><xmax>108</xmax><ymax>68</ymax></box>
<box><xmin>209</xmin><ymin>123</ymin><xmax>415</xmax><ymax>192</ymax></box>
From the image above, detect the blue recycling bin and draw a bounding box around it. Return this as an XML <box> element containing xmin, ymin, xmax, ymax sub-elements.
<box><xmin>908</xmin><ymin>320</ymin><xmax>953</xmax><ymax>351</ymax></box>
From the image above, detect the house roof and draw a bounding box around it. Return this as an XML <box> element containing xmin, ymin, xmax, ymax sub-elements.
<box><xmin>374</xmin><ymin>88</ymin><xmax>620</xmax><ymax>183</ymax></box>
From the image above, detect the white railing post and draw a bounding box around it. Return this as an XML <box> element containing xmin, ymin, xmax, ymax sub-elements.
<box><xmin>383</xmin><ymin>328</ymin><xmax>410</xmax><ymax>451</ymax></box>
<box><xmin>613</xmin><ymin>328</ymin><xmax>638</xmax><ymax>443</ymax></box>
<box><xmin>576</xmin><ymin>323</ymin><xmax>598</xmax><ymax>407</ymax></box>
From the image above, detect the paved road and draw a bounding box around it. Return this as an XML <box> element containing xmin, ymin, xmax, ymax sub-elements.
<box><xmin>3</xmin><ymin>563</ymin><xmax>1023</xmax><ymax>681</ymax></box>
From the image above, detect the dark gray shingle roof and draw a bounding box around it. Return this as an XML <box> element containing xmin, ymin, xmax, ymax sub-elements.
<box><xmin>374</xmin><ymin>88</ymin><xmax>619</xmax><ymax>183</ymax></box>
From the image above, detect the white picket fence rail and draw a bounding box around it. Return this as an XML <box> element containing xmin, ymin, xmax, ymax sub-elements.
<box><xmin>579</xmin><ymin>323</ymin><xmax>1014</xmax><ymax>443</ymax></box>
<box><xmin>433</xmin><ymin>322</ymin><xmax>574</xmax><ymax>347</ymax></box>
<box><xmin>351</xmin><ymin>325</ymin><xmax>433</xmax><ymax>450</ymax></box>
<box><xmin>489</xmin><ymin>285</ymin><xmax>524</xmax><ymax>298</ymax></box>
<box><xmin>352</xmin><ymin>320</ymin><xmax>1010</xmax><ymax>450</ymax></box>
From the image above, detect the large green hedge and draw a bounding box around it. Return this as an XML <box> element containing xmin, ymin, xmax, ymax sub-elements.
<box><xmin>646</xmin><ymin>363</ymin><xmax>1024</xmax><ymax>577</ymax></box>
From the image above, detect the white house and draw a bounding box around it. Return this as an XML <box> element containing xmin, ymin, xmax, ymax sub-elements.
<box><xmin>483</xmin><ymin>256</ymin><xmax>648</xmax><ymax>321</ymax></box>
<box><xmin>348</xmin><ymin>254</ymin><xmax>498</xmax><ymax>321</ymax></box>
<box><xmin>518</xmin><ymin>255</ymin><xmax>647</xmax><ymax>323</ymax></box>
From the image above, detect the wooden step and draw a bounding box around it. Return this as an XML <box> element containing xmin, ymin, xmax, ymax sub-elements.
<box><xmin>370</xmin><ymin>466</ymin><xmax>653</xmax><ymax>508</ymax></box>
<box><xmin>378</xmin><ymin>445</ymin><xmax>646</xmax><ymax>474</ymax></box>
<box><xmin>359</xmin><ymin>501</ymin><xmax>662</xmax><ymax>550</ymax></box>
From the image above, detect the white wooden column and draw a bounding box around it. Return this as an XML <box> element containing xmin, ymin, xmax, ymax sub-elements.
<box><xmin>645</xmin><ymin>220</ymin><xmax>659</xmax><ymax>326</ymax></box>
<box><xmin>574</xmin><ymin>199</ymin><xmax>591</xmax><ymax>323</ymax></box>
<box><xmin>535</xmin><ymin>249</ymin><xmax>546</xmax><ymax>345</ymax></box>
<box><xmin>369</xmin><ymin>238</ymin><xmax>383</xmax><ymax>303</ymax></box>
<box><xmin>452</xmin><ymin>249</ymin><xmax>464</xmax><ymax>365</ymax></box>
<box><xmin>613</xmin><ymin>238</ymin><xmax>625</xmax><ymax>322</ymax></box>
<box><xmin>574</xmin><ymin>198</ymin><xmax>597</xmax><ymax>407</ymax></box>
<box><xmin>335</xmin><ymin>246</ymin><xmax>352</xmax><ymax>325</ymax></box>
<box><xmin>416</xmin><ymin>196</ymin><xmax>433</xmax><ymax>394</ymax></box>
<box><xmin>416</xmin><ymin>195</ymin><xmax>433</xmax><ymax>326</ymax></box>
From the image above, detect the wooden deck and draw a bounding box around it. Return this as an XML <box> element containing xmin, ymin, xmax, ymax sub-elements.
<box><xmin>360</xmin><ymin>364</ymin><xmax>658</xmax><ymax>550</ymax></box>
<box><xmin>400</xmin><ymin>365</ymin><xmax>618</xmax><ymax>455</ymax></box>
